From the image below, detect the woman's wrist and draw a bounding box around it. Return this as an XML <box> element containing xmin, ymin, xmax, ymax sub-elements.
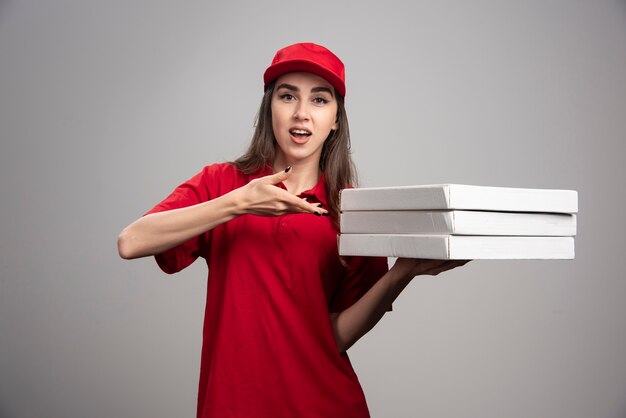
<box><xmin>388</xmin><ymin>259</ymin><xmax>418</xmax><ymax>285</ymax></box>
<box><xmin>222</xmin><ymin>187</ymin><xmax>249</xmax><ymax>217</ymax></box>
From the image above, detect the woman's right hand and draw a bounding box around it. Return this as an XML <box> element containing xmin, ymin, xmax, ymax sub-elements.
<box><xmin>235</xmin><ymin>168</ymin><xmax>327</xmax><ymax>217</ymax></box>
<box><xmin>118</xmin><ymin>167</ymin><xmax>325</xmax><ymax>260</ymax></box>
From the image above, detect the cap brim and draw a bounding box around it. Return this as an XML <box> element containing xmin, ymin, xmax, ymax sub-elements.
<box><xmin>263</xmin><ymin>59</ymin><xmax>345</xmax><ymax>97</ymax></box>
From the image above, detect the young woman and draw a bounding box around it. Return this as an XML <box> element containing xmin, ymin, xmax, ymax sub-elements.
<box><xmin>118</xmin><ymin>42</ymin><xmax>467</xmax><ymax>418</ymax></box>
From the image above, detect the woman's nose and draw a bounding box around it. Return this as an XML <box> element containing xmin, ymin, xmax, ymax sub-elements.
<box><xmin>293</xmin><ymin>103</ymin><xmax>310</xmax><ymax>120</ymax></box>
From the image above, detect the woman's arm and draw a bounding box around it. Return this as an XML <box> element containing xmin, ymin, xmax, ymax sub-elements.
<box><xmin>329</xmin><ymin>258</ymin><xmax>469</xmax><ymax>353</ymax></box>
<box><xmin>117</xmin><ymin>168</ymin><xmax>324</xmax><ymax>259</ymax></box>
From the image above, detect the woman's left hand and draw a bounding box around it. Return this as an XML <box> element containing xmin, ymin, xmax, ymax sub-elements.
<box><xmin>330</xmin><ymin>257</ymin><xmax>471</xmax><ymax>352</ymax></box>
<box><xmin>390</xmin><ymin>258</ymin><xmax>470</xmax><ymax>280</ymax></box>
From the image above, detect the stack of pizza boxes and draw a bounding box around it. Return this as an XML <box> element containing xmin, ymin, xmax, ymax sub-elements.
<box><xmin>338</xmin><ymin>184</ymin><xmax>577</xmax><ymax>260</ymax></box>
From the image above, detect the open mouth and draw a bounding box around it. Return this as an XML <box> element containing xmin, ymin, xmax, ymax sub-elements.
<box><xmin>289</xmin><ymin>129</ymin><xmax>312</xmax><ymax>139</ymax></box>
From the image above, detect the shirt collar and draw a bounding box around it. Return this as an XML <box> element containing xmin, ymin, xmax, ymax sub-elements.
<box><xmin>299</xmin><ymin>172</ymin><xmax>328</xmax><ymax>207</ymax></box>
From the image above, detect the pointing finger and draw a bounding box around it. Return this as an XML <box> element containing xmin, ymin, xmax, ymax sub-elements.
<box><xmin>289</xmin><ymin>195</ymin><xmax>329</xmax><ymax>216</ymax></box>
<box><xmin>261</xmin><ymin>166</ymin><xmax>292</xmax><ymax>185</ymax></box>
<box><xmin>300</xmin><ymin>198</ymin><xmax>330</xmax><ymax>216</ymax></box>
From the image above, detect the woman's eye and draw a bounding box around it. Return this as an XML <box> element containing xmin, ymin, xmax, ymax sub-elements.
<box><xmin>313</xmin><ymin>97</ymin><xmax>329</xmax><ymax>104</ymax></box>
<box><xmin>279</xmin><ymin>94</ymin><xmax>295</xmax><ymax>101</ymax></box>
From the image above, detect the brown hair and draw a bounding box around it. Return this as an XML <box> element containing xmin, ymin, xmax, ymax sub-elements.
<box><xmin>234</xmin><ymin>81</ymin><xmax>357</xmax><ymax>227</ymax></box>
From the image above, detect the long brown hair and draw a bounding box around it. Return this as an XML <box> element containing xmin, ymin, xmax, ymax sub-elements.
<box><xmin>234</xmin><ymin>81</ymin><xmax>357</xmax><ymax>227</ymax></box>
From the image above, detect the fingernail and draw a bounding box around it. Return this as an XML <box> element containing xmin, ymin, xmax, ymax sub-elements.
<box><xmin>314</xmin><ymin>211</ymin><xmax>321</xmax><ymax>216</ymax></box>
<box><xmin>284</xmin><ymin>166</ymin><xmax>291</xmax><ymax>173</ymax></box>
<box><xmin>317</xmin><ymin>203</ymin><xmax>323</xmax><ymax>208</ymax></box>
<box><xmin>322</xmin><ymin>211</ymin><xmax>330</xmax><ymax>216</ymax></box>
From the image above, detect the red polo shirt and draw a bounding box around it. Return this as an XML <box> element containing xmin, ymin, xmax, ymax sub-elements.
<box><xmin>147</xmin><ymin>163</ymin><xmax>388</xmax><ymax>418</ymax></box>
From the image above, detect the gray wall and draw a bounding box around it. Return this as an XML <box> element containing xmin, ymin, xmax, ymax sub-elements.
<box><xmin>1</xmin><ymin>1</ymin><xmax>625</xmax><ymax>417</ymax></box>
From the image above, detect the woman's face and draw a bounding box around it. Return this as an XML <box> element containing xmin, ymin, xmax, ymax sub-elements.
<box><xmin>271</xmin><ymin>72</ymin><xmax>338</xmax><ymax>167</ymax></box>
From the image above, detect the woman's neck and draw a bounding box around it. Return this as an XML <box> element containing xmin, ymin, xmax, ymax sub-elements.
<box><xmin>273</xmin><ymin>157</ymin><xmax>321</xmax><ymax>195</ymax></box>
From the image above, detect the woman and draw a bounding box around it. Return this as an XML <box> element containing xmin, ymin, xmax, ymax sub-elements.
<box><xmin>118</xmin><ymin>42</ymin><xmax>467</xmax><ymax>418</ymax></box>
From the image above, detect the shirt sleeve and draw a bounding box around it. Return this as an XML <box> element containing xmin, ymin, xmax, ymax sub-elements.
<box><xmin>329</xmin><ymin>255</ymin><xmax>390</xmax><ymax>313</ymax></box>
<box><xmin>144</xmin><ymin>165</ymin><xmax>218</xmax><ymax>274</ymax></box>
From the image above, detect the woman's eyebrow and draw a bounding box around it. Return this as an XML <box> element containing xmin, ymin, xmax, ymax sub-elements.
<box><xmin>276</xmin><ymin>83</ymin><xmax>334</xmax><ymax>97</ymax></box>
<box><xmin>311</xmin><ymin>86</ymin><xmax>334</xmax><ymax>97</ymax></box>
<box><xmin>276</xmin><ymin>83</ymin><xmax>299</xmax><ymax>91</ymax></box>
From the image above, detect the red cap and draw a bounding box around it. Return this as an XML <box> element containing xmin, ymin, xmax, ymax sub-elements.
<box><xmin>263</xmin><ymin>43</ymin><xmax>346</xmax><ymax>97</ymax></box>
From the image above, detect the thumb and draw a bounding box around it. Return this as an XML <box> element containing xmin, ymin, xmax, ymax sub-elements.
<box><xmin>263</xmin><ymin>165</ymin><xmax>292</xmax><ymax>185</ymax></box>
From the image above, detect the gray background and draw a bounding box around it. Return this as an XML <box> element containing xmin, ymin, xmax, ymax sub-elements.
<box><xmin>1</xmin><ymin>1</ymin><xmax>625</xmax><ymax>417</ymax></box>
